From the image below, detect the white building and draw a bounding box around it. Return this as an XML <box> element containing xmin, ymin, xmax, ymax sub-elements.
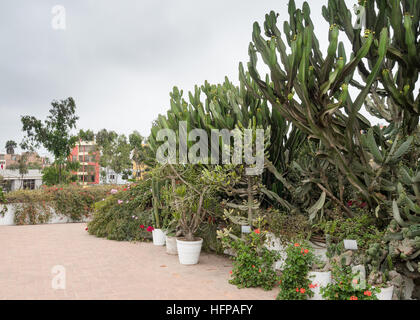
<box><xmin>0</xmin><ymin>169</ymin><xmax>43</xmax><ymax>192</ymax></box>
<box><xmin>99</xmin><ymin>168</ymin><xmax>128</xmax><ymax>185</ymax></box>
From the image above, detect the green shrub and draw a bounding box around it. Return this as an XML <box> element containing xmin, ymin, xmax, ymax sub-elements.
<box><xmin>87</xmin><ymin>180</ymin><xmax>154</xmax><ymax>241</ymax></box>
<box><xmin>277</xmin><ymin>242</ymin><xmax>315</xmax><ymax>300</ymax></box>
<box><xmin>320</xmin><ymin>263</ymin><xmax>379</xmax><ymax>300</ymax></box>
<box><xmin>266</xmin><ymin>209</ymin><xmax>311</xmax><ymax>244</ymax></box>
<box><xmin>220</xmin><ymin>229</ymin><xmax>280</xmax><ymax>291</ymax></box>
<box><xmin>315</xmin><ymin>213</ymin><xmax>385</xmax><ymax>252</ymax></box>
<box><xmin>4</xmin><ymin>184</ymin><xmax>114</xmax><ymax>225</ymax></box>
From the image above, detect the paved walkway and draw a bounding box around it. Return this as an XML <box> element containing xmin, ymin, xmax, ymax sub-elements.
<box><xmin>0</xmin><ymin>223</ymin><xmax>278</xmax><ymax>300</ymax></box>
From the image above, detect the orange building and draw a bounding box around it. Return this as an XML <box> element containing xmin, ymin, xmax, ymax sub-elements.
<box><xmin>69</xmin><ymin>141</ymin><xmax>100</xmax><ymax>185</ymax></box>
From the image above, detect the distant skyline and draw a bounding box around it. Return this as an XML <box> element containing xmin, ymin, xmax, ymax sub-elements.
<box><xmin>0</xmin><ymin>0</ymin><xmax>379</xmax><ymax>158</ymax></box>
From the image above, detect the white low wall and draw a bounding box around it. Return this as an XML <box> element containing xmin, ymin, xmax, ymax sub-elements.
<box><xmin>0</xmin><ymin>204</ymin><xmax>90</xmax><ymax>226</ymax></box>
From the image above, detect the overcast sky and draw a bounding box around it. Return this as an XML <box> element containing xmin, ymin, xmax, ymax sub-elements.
<box><xmin>1</xmin><ymin>0</ymin><xmax>371</xmax><ymax>158</ymax></box>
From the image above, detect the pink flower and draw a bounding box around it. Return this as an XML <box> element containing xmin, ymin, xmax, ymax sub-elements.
<box><xmin>110</xmin><ymin>189</ymin><xmax>118</xmax><ymax>194</ymax></box>
<box><xmin>118</xmin><ymin>200</ymin><xmax>123</xmax><ymax>205</ymax></box>
<box><xmin>352</xmin><ymin>279</ymin><xmax>358</xmax><ymax>284</ymax></box>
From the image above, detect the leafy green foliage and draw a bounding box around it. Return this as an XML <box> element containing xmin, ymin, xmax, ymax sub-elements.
<box><xmin>320</xmin><ymin>264</ymin><xmax>379</xmax><ymax>300</ymax></box>
<box><xmin>4</xmin><ymin>185</ymin><xmax>113</xmax><ymax>225</ymax></box>
<box><xmin>220</xmin><ymin>230</ymin><xmax>280</xmax><ymax>291</ymax></box>
<box><xmin>88</xmin><ymin>180</ymin><xmax>154</xmax><ymax>241</ymax></box>
<box><xmin>277</xmin><ymin>243</ymin><xmax>315</xmax><ymax>300</ymax></box>
<box><xmin>316</xmin><ymin>213</ymin><xmax>385</xmax><ymax>252</ymax></box>
<box><xmin>5</xmin><ymin>140</ymin><xmax>17</xmax><ymax>154</ymax></box>
<box><xmin>20</xmin><ymin>97</ymin><xmax>79</xmax><ymax>183</ymax></box>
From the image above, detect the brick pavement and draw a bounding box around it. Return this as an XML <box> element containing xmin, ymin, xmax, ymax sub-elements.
<box><xmin>0</xmin><ymin>223</ymin><xmax>278</xmax><ymax>300</ymax></box>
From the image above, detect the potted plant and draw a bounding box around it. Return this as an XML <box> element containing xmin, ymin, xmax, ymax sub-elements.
<box><xmin>169</xmin><ymin>164</ymin><xmax>216</xmax><ymax>265</ymax></box>
<box><xmin>150</xmin><ymin>176</ymin><xmax>170</xmax><ymax>246</ymax></box>
<box><xmin>165</xmin><ymin>222</ymin><xmax>179</xmax><ymax>255</ymax></box>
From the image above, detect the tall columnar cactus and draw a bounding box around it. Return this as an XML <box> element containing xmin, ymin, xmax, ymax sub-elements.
<box><xmin>246</xmin><ymin>0</ymin><xmax>419</xmax><ymax>275</ymax></box>
<box><xmin>148</xmin><ymin>76</ymin><xmax>307</xmax><ymax>196</ymax></box>
<box><xmin>151</xmin><ymin>176</ymin><xmax>161</xmax><ymax>229</ymax></box>
<box><xmin>322</xmin><ymin>0</ymin><xmax>420</xmax><ymax>135</ymax></box>
<box><xmin>247</xmin><ymin>0</ymin><xmax>391</xmax><ymax>209</ymax></box>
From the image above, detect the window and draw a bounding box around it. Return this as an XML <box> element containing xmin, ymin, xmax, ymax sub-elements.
<box><xmin>110</xmin><ymin>175</ymin><xmax>115</xmax><ymax>180</ymax></box>
<box><xmin>23</xmin><ymin>179</ymin><xmax>35</xmax><ymax>190</ymax></box>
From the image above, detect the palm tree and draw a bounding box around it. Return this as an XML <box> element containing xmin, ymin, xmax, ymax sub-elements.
<box><xmin>5</xmin><ymin>140</ymin><xmax>17</xmax><ymax>155</ymax></box>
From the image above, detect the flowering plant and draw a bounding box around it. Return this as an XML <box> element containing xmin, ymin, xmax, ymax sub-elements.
<box><xmin>219</xmin><ymin>227</ymin><xmax>280</xmax><ymax>290</ymax></box>
<box><xmin>320</xmin><ymin>263</ymin><xmax>379</xmax><ymax>300</ymax></box>
<box><xmin>277</xmin><ymin>242</ymin><xmax>315</xmax><ymax>300</ymax></box>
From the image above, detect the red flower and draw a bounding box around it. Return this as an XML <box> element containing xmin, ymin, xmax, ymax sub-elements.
<box><xmin>85</xmin><ymin>227</ymin><xmax>88</xmax><ymax>231</ymax></box>
<box><xmin>360</xmin><ymin>202</ymin><xmax>367</xmax><ymax>208</ymax></box>
<box><xmin>254</xmin><ymin>229</ymin><xmax>261</xmax><ymax>234</ymax></box>
<box><xmin>146</xmin><ymin>226</ymin><xmax>154</xmax><ymax>232</ymax></box>
<box><xmin>294</xmin><ymin>243</ymin><xmax>300</xmax><ymax>247</ymax></box>
<box><xmin>347</xmin><ymin>200</ymin><xmax>353</xmax><ymax>207</ymax></box>
<box><xmin>258</xmin><ymin>269</ymin><xmax>262</xmax><ymax>273</ymax></box>
<box><xmin>350</xmin><ymin>296</ymin><xmax>358</xmax><ymax>300</ymax></box>
<box><xmin>123</xmin><ymin>188</ymin><xmax>127</xmax><ymax>191</ymax></box>
<box><xmin>139</xmin><ymin>225</ymin><xmax>145</xmax><ymax>229</ymax></box>
<box><xmin>304</xmin><ymin>249</ymin><xmax>309</xmax><ymax>254</ymax></box>
<box><xmin>229</xmin><ymin>271</ymin><xmax>233</xmax><ymax>275</ymax></box>
<box><xmin>300</xmin><ymin>288</ymin><xmax>306</xmax><ymax>294</ymax></box>
<box><xmin>309</xmin><ymin>283</ymin><xmax>318</xmax><ymax>289</ymax></box>
<box><xmin>252</xmin><ymin>265</ymin><xmax>255</xmax><ymax>268</ymax></box>
<box><xmin>363</xmin><ymin>291</ymin><xmax>372</xmax><ymax>297</ymax></box>
<box><xmin>296</xmin><ymin>288</ymin><xmax>299</xmax><ymax>292</ymax></box>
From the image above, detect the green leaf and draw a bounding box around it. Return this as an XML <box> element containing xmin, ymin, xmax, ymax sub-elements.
<box><xmin>308</xmin><ymin>191</ymin><xmax>326</xmax><ymax>222</ymax></box>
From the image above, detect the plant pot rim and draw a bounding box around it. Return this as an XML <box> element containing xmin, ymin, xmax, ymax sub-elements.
<box><xmin>176</xmin><ymin>237</ymin><xmax>203</xmax><ymax>243</ymax></box>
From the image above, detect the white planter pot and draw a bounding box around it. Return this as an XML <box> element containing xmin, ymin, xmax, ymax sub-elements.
<box><xmin>308</xmin><ymin>271</ymin><xmax>332</xmax><ymax>300</ymax></box>
<box><xmin>152</xmin><ymin>229</ymin><xmax>166</xmax><ymax>246</ymax></box>
<box><xmin>176</xmin><ymin>238</ymin><xmax>203</xmax><ymax>265</ymax></box>
<box><xmin>376</xmin><ymin>286</ymin><xmax>394</xmax><ymax>300</ymax></box>
<box><xmin>166</xmin><ymin>236</ymin><xmax>178</xmax><ymax>255</ymax></box>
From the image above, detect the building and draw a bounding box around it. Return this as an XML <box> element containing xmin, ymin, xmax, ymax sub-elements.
<box><xmin>69</xmin><ymin>140</ymin><xmax>100</xmax><ymax>185</ymax></box>
<box><xmin>100</xmin><ymin>169</ymin><xmax>128</xmax><ymax>185</ymax></box>
<box><xmin>0</xmin><ymin>169</ymin><xmax>43</xmax><ymax>192</ymax></box>
<box><xmin>132</xmin><ymin>161</ymin><xmax>149</xmax><ymax>180</ymax></box>
<box><xmin>0</xmin><ymin>152</ymin><xmax>48</xmax><ymax>170</ymax></box>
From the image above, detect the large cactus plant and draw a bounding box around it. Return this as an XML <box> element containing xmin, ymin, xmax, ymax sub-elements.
<box><xmin>148</xmin><ymin>76</ymin><xmax>307</xmax><ymax>195</ymax></box>
<box><xmin>246</xmin><ymin>0</ymin><xmax>419</xmax><ymax>275</ymax></box>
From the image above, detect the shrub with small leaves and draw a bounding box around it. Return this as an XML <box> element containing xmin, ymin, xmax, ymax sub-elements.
<box><xmin>320</xmin><ymin>263</ymin><xmax>379</xmax><ymax>300</ymax></box>
<box><xmin>277</xmin><ymin>243</ymin><xmax>315</xmax><ymax>300</ymax></box>
<box><xmin>223</xmin><ymin>229</ymin><xmax>280</xmax><ymax>291</ymax></box>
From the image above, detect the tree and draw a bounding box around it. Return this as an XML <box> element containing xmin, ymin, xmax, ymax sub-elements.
<box><xmin>109</xmin><ymin>134</ymin><xmax>132</xmax><ymax>183</ymax></box>
<box><xmin>129</xmin><ymin>131</ymin><xmax>155</xmax><ymax>179</ymax></box>
<box><xmin>41</xmin><ymin>161</ymin><xmax>79</xmax><ymax>186</ymax></box>
<box><xmin>96</xmin><ymin>129</ymin><xmax>118</xmax><ymax>184</ymax></box>
<box><xmin>21</xmin><ymin>97</ymin><xmax>79</xmax><ymax>184</ymax></box>
<box><xmin>17</xmin><ymin>154</ymin><xmax>28</xmax><ymax>189</ymax></box>
<box><xmin>78</xmin><ymin>129</ymin><xmax>95</xmax><ymax>142</ymax></box>
<box><xmin>5</xmin><ymin>140</ymin><xmax>17</xmax><ymax>155</ymax></box>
